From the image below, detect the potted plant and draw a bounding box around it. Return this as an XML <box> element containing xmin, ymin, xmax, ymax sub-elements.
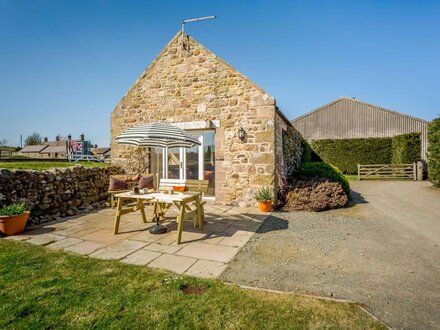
<box><xmin>0</xmin><ymin>202</ymin><xmax>30</xmax><ymax>236</ymax></box>
<box><xmin>254</xmin><ymin>186</ymin><xmax>274</xmax><ymax>212</ymax></box>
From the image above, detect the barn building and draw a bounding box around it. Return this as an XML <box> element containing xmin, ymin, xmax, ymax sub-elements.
<box><xmin>292</xmin><ymin>97</ymin><xmax>429</xmax><ymax>161</ymax></box>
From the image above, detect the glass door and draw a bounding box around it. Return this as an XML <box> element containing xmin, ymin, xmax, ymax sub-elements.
<box><xmin>167</xmin><ymin>147</ymin><xmax>182</xmax><ymax>179</ymax></box>
<box><xmin>157</xmin><ymin>130</ymin><xmax>215</xmax><ymax>196</ymax></box>
<box><xmin>186</xmin><ymin>132</ymin><xmax>203</xmax><ymax>180</ymax></box>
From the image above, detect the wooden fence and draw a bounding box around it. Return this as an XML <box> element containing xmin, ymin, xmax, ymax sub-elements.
<box><xmin>357</xmin><ymin>163</ymin><xmax>417</xmax><ymax>181</ymax></box>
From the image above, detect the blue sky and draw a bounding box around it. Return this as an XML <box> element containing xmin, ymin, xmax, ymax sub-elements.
<box><xmin>1</xmin><ymin>0</ymin><xmax>439</xmax><ymax>147</ymax></box>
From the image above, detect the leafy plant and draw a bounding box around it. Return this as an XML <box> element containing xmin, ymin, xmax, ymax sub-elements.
<box><xmin>0</xmin><ymin>203</ymin><xmax>28</xmax><ymax>216</ymax></box>
<box><xmin>428</xmin><ymin>117</ymin><xmax>440</xmax><ymax>187</ymax></box>
<box><xmin>254</xmin><ymin>186</ymin><xmax>274</xmax><ymax>202</ymax></box>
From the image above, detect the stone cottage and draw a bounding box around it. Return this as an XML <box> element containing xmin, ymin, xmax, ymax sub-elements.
<box><xmin>111</xmin><ymin>32</ymin><xmax>300</xmax><ymax>206</ymax></box>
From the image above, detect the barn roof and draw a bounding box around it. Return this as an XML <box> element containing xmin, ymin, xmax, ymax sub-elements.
<box><xmin>40</xmin><ymin>145</ymin><xmax>66</xmax><ymax>154</ymax></box>
<box><xmin>19</xmin><ymin>145</ymin><xmax>48</xmax><ymax>153</ymax></box>
<box><xmin>292</xmin><ymin>97</ymin><xmax>428</xmax><ymax>124</ymax></box>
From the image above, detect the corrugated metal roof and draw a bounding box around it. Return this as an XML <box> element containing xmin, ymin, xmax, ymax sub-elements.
<box><xmin>293</xmin><ymin>97</ymin><xmax>428</xmax><ymax>124</ymax></box>
<box><xmin>19</xmin><ymin>145</ymin><xmax>48</xmax><ymax>153</ymax></box>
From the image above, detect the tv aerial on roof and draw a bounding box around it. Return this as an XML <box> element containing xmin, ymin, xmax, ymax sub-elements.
<box><xmin>181</xmin><ymin>15</ymin><xmax>216</xmax><ymax>34</ymax></box>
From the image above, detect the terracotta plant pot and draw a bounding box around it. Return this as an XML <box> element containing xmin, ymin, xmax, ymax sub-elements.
<box><xmin>0</xmin><ymin>211</ymin><xmax>30</xmax><ymax>236</ymax></box>
<box><xmin>258</xmin><ymin>201</ymin><xmax>272</xmax><ymax>213</ymax></box>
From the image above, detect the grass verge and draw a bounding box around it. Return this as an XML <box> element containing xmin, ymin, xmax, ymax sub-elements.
<box><xmin>0</xmin><ymin>161</ymin><xmax>109</xmax><ymax>170</ymax></box>
<box><xmin>0</xmin><ymin>240</ymin><xmax>385</xmax><ymax>329</ymax></box>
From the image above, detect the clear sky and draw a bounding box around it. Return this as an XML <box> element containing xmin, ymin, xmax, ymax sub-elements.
<box><xmin>1</xmin><ymin>0</ymin><xmax>439</xmax><ymax>147</ymax></box>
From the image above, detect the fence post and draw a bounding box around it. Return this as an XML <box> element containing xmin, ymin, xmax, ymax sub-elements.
<box><xmin>357</xmin><ymin>164</ymin><xmax>361</xmax><ymax>181</ymax></box>
<box><xmin>413</xmin><ymin>162</ymin><xmax>417</xmax><ymax>181</ymax></box>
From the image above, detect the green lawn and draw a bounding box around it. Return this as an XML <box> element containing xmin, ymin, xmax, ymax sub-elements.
<box><xmin>0</xmin><ymin>240</ymin><xmax>385</xmax><ymax>329</ymax></box>
<box><xmin>0</xmin><ymin>161</ymin><xmax>109</xmax><ymax>170</ymax></box>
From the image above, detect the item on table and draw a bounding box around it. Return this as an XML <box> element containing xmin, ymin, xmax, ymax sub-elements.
<box><xmin>168</xmin><ymin>188</ymin><xmax>173</xmax><ymax>195</ymax></box>
<box><xmin>173</xmin><ymin>186</ymin><xmax>186</xmax><ymax>192</ymax></box>
<box><xmin>133</xmin><ymin>186</ymin><xmax>140</xmax><ymax>195</ymax></box>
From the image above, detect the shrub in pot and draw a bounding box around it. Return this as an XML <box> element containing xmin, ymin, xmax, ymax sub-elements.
<box><xmin>254</xmin><ymin>186</ymin><xmax>274</xmax><ymax>212</ymax></box>
<box><xmin>0</xmin><ymin>203</ymin><xmax>30</xmax><ymax>236</ymax></box>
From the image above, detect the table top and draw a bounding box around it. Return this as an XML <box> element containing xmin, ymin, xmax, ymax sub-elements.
<box><xmin>114</xmin><ymin>191</ymin><xmax>198</xmax><ymax>203</ymax></box>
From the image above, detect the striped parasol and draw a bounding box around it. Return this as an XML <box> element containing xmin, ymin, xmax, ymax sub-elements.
<box><xmin>115</xmin><ymin>122</ymin><xmax>202</xmax><ymax>234</ymax></box>
<box><xmin>115</xmin><ymin>123</ymin><xmax>201</xmax><ymax>148</ymax></box>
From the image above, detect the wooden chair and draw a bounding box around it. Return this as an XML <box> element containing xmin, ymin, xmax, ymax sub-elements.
<box><xmin>185</xmin><ymin>180</ymin><xmax>209</xmax><ymax>223</ymax></box>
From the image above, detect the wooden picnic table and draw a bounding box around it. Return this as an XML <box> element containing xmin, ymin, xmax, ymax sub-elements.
<box><xmin>113</xmin><ymin>191</ymin><xmax>203</xmax><ymax>244</ymax></box>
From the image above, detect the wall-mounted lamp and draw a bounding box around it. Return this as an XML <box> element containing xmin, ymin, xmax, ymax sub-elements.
<box><xmin>238</xmin><ymin>127</ymin><xmax>246</xmax><ymax>141</ymax></box>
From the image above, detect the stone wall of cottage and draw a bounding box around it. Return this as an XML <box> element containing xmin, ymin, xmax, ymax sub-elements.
<box><xmin>0</xmin><ymin>166</ymin><xmax>123</xmax><ymax>225</ymax></box>
<box><xmin>111</xmin><ymin>32</ymin><xmax>283</xmax><ymax>206</ymax></box>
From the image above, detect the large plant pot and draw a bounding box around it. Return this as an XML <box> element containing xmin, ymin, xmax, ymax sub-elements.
<box><xmin>258</xmin><ymin>201</ymin><xmax>272</xmax><ymax>213</ymax></box>
<box><xmin>0</xmin><ymin>211</ymin><xmax>30</xmax><ymax>236</ymax></box>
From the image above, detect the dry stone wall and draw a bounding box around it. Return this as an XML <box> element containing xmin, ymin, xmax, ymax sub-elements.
<box><xmin>111</xmin><ymin>32</ymin><xmax>288</xmax><ymax>206</ymax></box>
<box><xmin>0</xmin><ymin>166</ymin><xmax>123</xmax><ymax>224</ymax></box>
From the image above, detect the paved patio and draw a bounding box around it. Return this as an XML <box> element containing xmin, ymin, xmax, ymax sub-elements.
<box><xmin>4</xmin><ymin>203</ymin><xmax>269</xmax><ymax>278</ymax></box>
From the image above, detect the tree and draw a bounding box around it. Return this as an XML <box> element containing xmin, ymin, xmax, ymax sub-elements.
<box><xmin>25</xmin><ymin>132</ymin><xmax>43</xmax><ymax>146</ymax></box>
<box><xmin>0</xmin><ymin>139</ymin><xmax>7</xmax><ymax>147</ymax></box>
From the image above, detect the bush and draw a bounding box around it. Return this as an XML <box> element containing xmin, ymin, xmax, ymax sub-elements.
<box><xmin>281</xmin><ymin>177</ymin><xmax>348</xmax><ymax>212</ymax></box>
<box><xmin>311</xmin><ymin>138</ymin><xmax>392</xmax><ymax>174</ymax></box>
<box><xmin>282</xmin><ymin>126</ymin><xmax>303</xmax><ymax>182</ymax></box>
<box><xmin>428</xmin><ymin>117</ymin><xmax>440</xmax><ymax>187</ymax></box>
<box><xmin>392</xmin><ymin>133</ymin><xmax>421</xmax><ymax>164</ymax></box>
<box><xmin>301</xmin><ymin>162</ymin><xmax>350</xmax><ymax>195</ymax></box>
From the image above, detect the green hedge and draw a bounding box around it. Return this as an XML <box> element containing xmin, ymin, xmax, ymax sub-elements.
<box><xmin>310</xmin><ymin>138</ymin><xmax>392</xmax><ymax>174</ymax></box>
<box><xmin>428</xmin><ymin>117</ymin><xmax>440</xmax><ymax>187</ymax></box>
<box><xmin>301</xmin><ymin>162</ymin><xmax>350</xmax><ymax>195</ymax></box>
<box><xmin>392</xmin><ymin>133</ymin><xmax>421</xmax><ymax>164</ymax></box>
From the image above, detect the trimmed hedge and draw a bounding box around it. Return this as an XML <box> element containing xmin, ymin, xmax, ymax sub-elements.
<box><xmin>392</xmin><ymin>133</ymin><xmax>421</xmax><ymax>164</ymax></box>
<box><xmin>301</xmin><ymin>162</ymin><xmax>350</xmax><ymax>195</ymax></box>
<box><xmin>428</xmin><ymin>117</ymin><xmax>440</xmax><ymax>187</ymax></box>
<box><xmin>311</xmin><ymin>138</ymin><xmax>392</xmax><ymax>174</ymax></box>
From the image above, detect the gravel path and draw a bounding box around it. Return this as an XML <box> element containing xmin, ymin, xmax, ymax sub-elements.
<box><xmin>221</xmin><ymin>181</ymin><xmax>440</xmax><ymax>330</ymax></box>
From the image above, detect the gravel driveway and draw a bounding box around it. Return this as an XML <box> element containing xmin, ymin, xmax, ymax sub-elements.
<box><xmin>221</xmin><ymin>181</ymin><xmax>440</xmax><ymax>330</ymax></box>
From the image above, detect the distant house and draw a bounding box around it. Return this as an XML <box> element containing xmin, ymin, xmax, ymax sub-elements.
<box><xmin>91</xmin><ymin>147</ymin><xmax>111</xmax><ymax>161</ymax></box>
<box><xmin>18</xmin><ymin>135</ymin><xmax>95</xmax><ymax>160</ymax></box>
<box><xmin>292</xmin><ymin>97</ymin><xmax>429</xmax><ymax>161</ymax></box>
<box><xmin>18</xmin><ymin>145</ymin><xmax>49</xmax><ymax>158</ymax></box>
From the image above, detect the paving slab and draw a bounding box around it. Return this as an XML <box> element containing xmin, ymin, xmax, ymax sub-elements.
<box><xmin>130</xmin><ymin>230</ymin><xmax>172</xmax><ymax>243</ymax></box>
<box><xmin>80</xmin><ymin>229</ymin><xmax>136</xmax><ymax>244</ymax></box>
<box><xmin>26</xmin><ymin>234</ymin><xmax>65</xmax><ymax>246</ymax></box>
<box><xmin>90</xmin><ymin>240</ymin><xmax>147</xmax><ymax>260</ymax></box>
<box><xmin>148</xmin><ymin>253</ymin><xmax>197</xmax><ymax>274</ymax></box>
<box><xmin>185</xmin><ymin>259</ymin><xmax>228</xmax><ymax>278</ymax></box>
<box><xmin>143</xmin><ymin>242</ymin><xmax>183</xmax><ymax>254</ymax></box>
<box><xmin>4</xmin><ymin>235</ymin><xmax>31</xmax><ymax>241</ymax></box>
<box><xmin>219</xmin><ymin>233</ymin><xmax>252</xmax><ymax>247</ymax></box>
<box><xmin>64</xmin><ymin>240</ymin><xmax>107</xmax><ymax>255</ymax></box>
<box><xmin>121</xmin><ymin>249</ymin><xmax>161</xmax><ymax>265</ymax></box>
<box><xmin>46</xmin><ymin>237</ymin><xmax>83</xmax><ymax>250</ymax></box>
<box><xmin>176</xmin><ymin>242</ymin><xmax>239</xmax><ymax>263</ymax></box>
